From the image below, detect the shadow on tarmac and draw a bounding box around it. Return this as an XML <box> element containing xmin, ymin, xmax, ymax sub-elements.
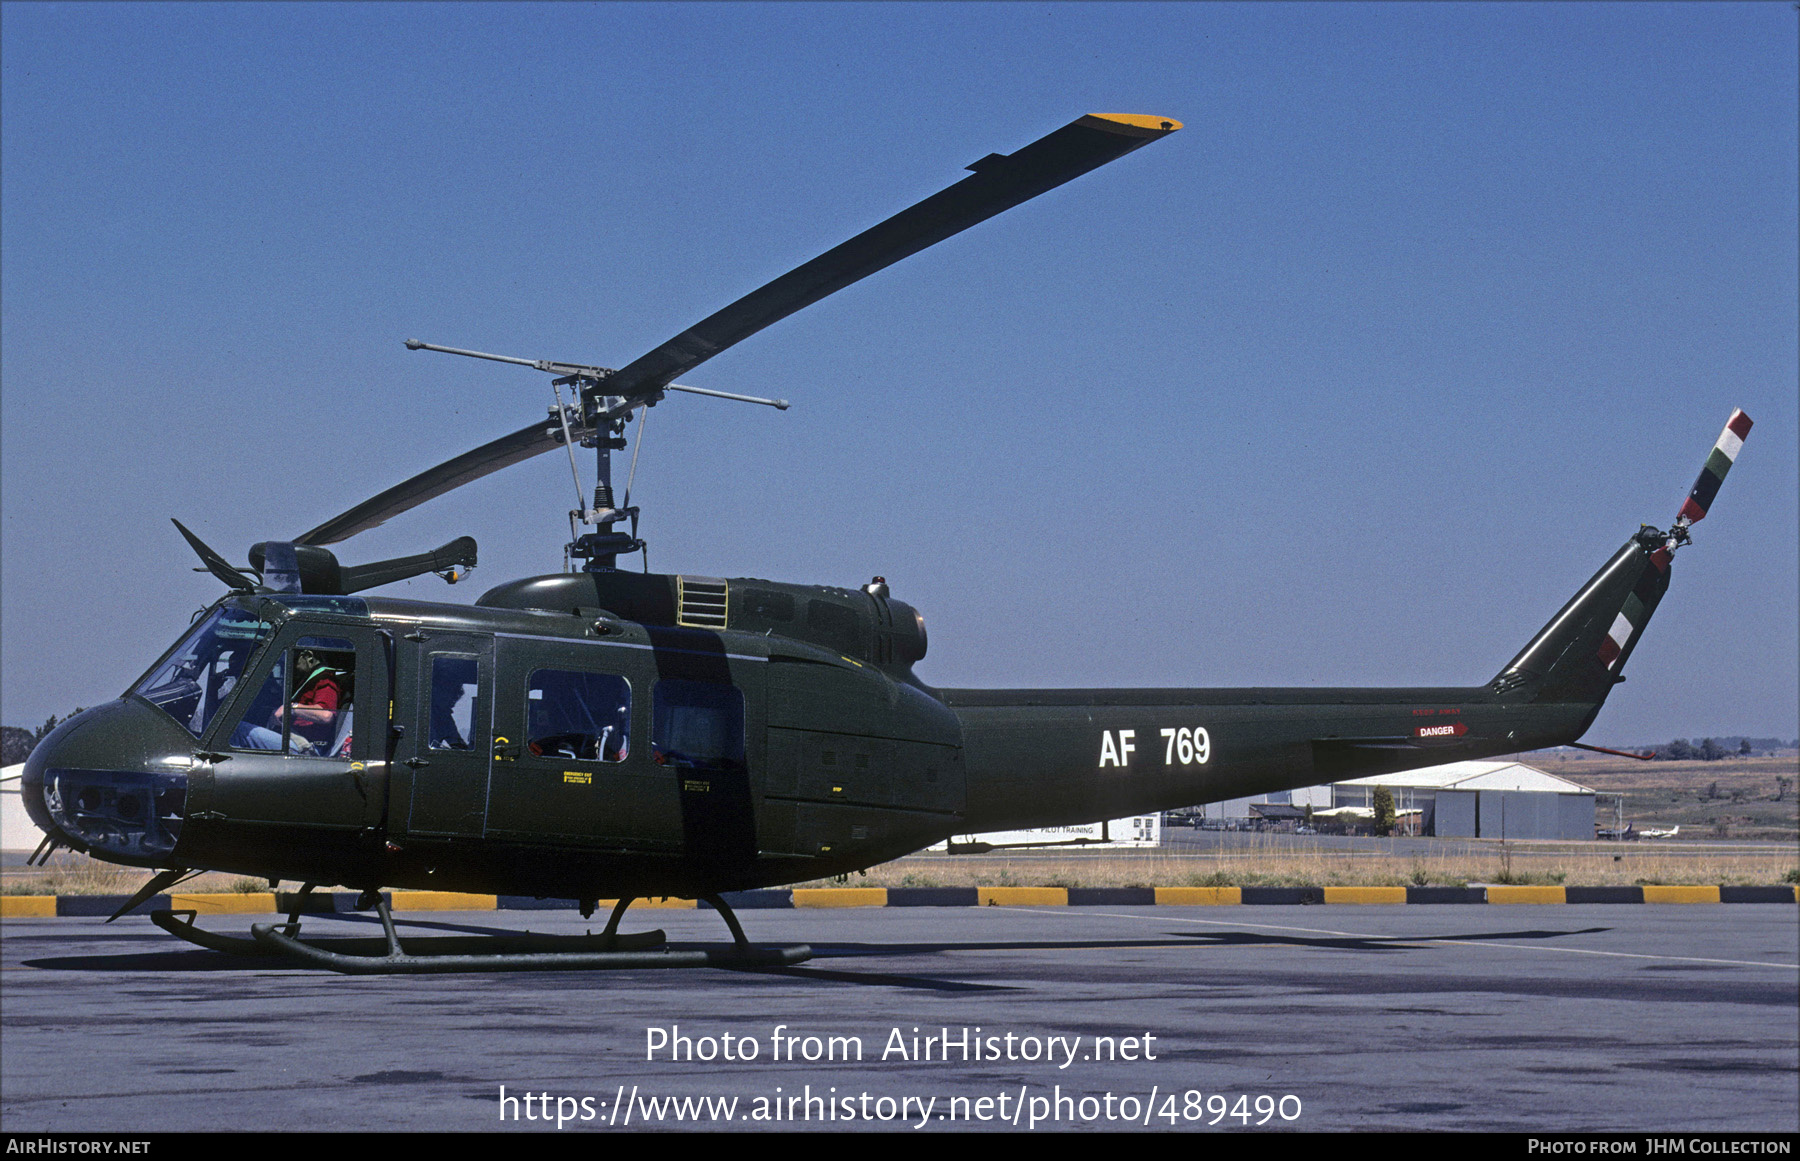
<box><xmin>17</xmin><ymin>920</ymin><xmax>1617</xmax><ymax>987</ymax></box>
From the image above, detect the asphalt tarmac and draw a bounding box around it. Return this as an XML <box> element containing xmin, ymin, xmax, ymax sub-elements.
<box><xmin>1</xmin><ymin>903</ymin><xmax>1794</xmax><ymax>1134</ymax></box>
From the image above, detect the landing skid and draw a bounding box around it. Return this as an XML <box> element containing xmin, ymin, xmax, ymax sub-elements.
<box><xmin>148</xmin><ymin>908</ymin><xmax>669</xmax><ymax>960</ymax></box>
<box><xmin>149</xmin><ymin>890</ymin><xmax>810</xmax><ymax>974</ymax></box>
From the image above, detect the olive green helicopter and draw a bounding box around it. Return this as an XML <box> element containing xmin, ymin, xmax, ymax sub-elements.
<box><xmin>20</xmin><ymin>113</ymin><xmax>1751</xmax><ymax>972</ymax></box>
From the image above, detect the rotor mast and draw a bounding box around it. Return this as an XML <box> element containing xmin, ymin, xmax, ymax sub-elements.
<box><xmin>401</xmin><ymin>339</ymin><xmax>787</xmax><ymax>571</ymax></box>
<box><xmin>564</xmin><ymin>376</ymin><xmax>637</xmax><ymax>573</ymax></box>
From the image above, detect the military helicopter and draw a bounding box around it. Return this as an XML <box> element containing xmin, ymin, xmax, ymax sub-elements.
<box><xmin>20</xmin><ymin>113</ymin><xmax>1752</xmax><ymax>972</ymax></box>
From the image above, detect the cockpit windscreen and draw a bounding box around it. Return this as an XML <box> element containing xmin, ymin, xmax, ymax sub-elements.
<box><xmin>132</xmin><ymin>607</ymin><xmax>275</xmax><ymax>738</ymax></box>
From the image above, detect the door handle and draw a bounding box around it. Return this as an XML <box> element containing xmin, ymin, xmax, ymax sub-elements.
<box><xmin>493</xmin><ymin>737</ymin><xmax>519</xmax><ymax>762</ymax></box>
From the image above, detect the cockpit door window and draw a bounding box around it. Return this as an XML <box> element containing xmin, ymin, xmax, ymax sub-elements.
<box><xmin>230</xmin><ymin>650</ymin><xmax>289</xmax><ymax>751</ymax></box>
<box><xmin>229</xmin><ymin>635</ymin><xmax>356</xmax><ymax>759</ymax></box>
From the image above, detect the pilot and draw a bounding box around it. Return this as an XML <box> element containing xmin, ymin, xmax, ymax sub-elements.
<box><xmin>233</xmin><ymin>648</ymin><xmax>352</xmax><ymax>753</ymax></box>
<box><xmin>286</xmin><ymin>648</ymin><xmax>342</xmax><ymax>720</ymax></box>
<box><xmin>285</xmin><ymin>649</ymin><xmax>346</xmax><ymax>742</ymax></box>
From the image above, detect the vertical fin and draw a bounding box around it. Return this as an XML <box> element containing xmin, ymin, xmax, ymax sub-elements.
<box><xmin>1492</xmin><ymin>537</ymin><xmax>1666</xmax><ymax>705</ymax></box>
<box><xmin>1594</xmin><ymin>538</ymin><xmax>1672</xmax><ymax>674</ymax></box>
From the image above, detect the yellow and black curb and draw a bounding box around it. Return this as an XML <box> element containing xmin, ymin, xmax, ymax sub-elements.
<box><xmin>2</xmin><ymin>883</ymin><xmax>1795</xmax><ymax>918</ymax></box>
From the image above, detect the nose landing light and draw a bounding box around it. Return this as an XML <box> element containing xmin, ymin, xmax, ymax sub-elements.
<box><xmin>23</xmin><ymin>701</ymin><xmax>199</xmax><ymax>866</ymax></box>
<box><xmin>41</xmin><ymin>767</ymin><xmax>187</xmax><ymax>861</ymax></box>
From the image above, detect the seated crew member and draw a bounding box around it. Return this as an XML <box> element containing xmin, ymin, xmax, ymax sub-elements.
<box><xmin>428</xmin><ymin>668</ymin><xmax>472</xmax><ymax>750</ymax></box>
<box><xmin>233</xmin><ymin>648</ymin><xmax>351</xmax><ymax>753</ymax></box>
<box><xmin>285</xmin><ymin>648</ymin><xmax>346</xmax><ymax>749</ymax></box>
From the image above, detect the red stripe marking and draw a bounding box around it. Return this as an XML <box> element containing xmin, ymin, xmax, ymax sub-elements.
<box><xmin>1727</xmin><ymin>410</ymin><xmax>1753</xmax><ymax>439</ymax></box>
<box><xmin>1679</xmin><ymin>497</ymin><xmax>1707</xmax><ymax>523</ymax></box>
<box><xmin>1650</xmin><ymin>547</ymin><xmax>1671</xmax><ymax>572</ymax></box>
<box><xmin>1597</xmin><ymin>636</ymin><xmax>1621</xmax><ymax>666</ymax></box>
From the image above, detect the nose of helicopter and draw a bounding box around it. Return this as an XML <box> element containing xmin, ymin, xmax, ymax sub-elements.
<box><xmin>21</xmin><ymin>700</ymin><xmax>198</xmax><ymax>865</ymax></box>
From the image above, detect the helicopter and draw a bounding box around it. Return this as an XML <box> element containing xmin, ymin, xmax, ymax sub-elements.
<box><xmin>19</xmin><ymin>113</ymin><xmax>1752</xmax><ymax>972</ymax></box>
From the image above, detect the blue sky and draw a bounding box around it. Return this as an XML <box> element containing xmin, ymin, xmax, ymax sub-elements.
<box><xmin>3</xmin><ymin>2</ymin><xmax>1795</xmax><ymax>744</ymax></box>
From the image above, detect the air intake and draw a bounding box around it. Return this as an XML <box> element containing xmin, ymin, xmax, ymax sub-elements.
<box><xmin>677</xmin><ymin>576</ymin><xmax>729</xmax><ymax>629</ymax></box>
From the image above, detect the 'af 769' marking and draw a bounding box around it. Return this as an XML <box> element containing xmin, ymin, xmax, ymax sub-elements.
<box><xmin>1161</xmin><ymin>726</ymin><xmax>1212</xmax><ymax>765</ymax></box>
<box><xmin>1098</xmin><ymin>727</ymin><xmax>1213</xmax><ymax>768</ymax></box>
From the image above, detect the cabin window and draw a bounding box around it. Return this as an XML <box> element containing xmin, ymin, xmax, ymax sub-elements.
<box><xmin>428</xmin><ymin>655</ymin><xmax>481</xmax><ymax>750</ymax></box>
<box><xmin>527</xmin><ymin>670</ymin><xmax>630</xmax><ymax>762</ymax></box>
<box><xmin>652</xmin><ymin>680</ymin><xmax>745</xmax><ymax>772</ymax></box>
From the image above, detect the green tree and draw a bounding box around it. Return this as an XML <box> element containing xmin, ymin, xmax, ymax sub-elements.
<box><xmin>1371</xmin><ymin>786</ymin><xmax>1396</xmax><ymax>837</ymax></box>
<box><xmin>1</xmin><ymin>726</ymin><xmax>35</xmax><ymax>765</ymax></box>
<box><xmin>32</xmin><ymin>711</ymin><xmax>84</xmax><ymax>745</ymax></box>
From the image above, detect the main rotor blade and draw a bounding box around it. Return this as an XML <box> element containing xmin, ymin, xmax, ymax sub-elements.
<box><xmin>295</xmin><ymin>418</ymin><xmax>564</xmax><ymax>545</ymax></box>
<box><xmin>299</xmin><ymin>113</ymin><xmax>1180</xmax><ymax>544</ymax></box>
<box><xmin>604</xmin><ymin>113</ymin><xmax>1181</xmax><ymax>403</ymax></box>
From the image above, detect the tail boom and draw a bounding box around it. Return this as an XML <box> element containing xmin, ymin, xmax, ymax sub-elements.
<box><xmin>943</xmin><ymin>686</ymin><xmax>1590</xmax><ymax>833</ymax></box>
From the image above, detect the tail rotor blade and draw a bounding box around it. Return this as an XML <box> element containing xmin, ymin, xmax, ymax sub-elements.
<box><xmin>1676</xmin><ymin>408</ymin><xmax>1753</xmax><ymax>527</ymax></box>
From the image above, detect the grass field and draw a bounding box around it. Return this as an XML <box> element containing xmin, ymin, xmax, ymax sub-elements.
<box><xmin>1507</xmin><ymin>752</ymin><xmax>1798</xmax><ymax>841</ymax></box>
<box><xmin>793</xmin><ymin>842</ymin><xmax>1799</xmax><ymax>890</ymax></box>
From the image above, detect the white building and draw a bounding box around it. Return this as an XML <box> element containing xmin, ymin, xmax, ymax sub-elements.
<box><xmin>932</xmin><ymin>815</ymin><xmax>1162</xmax><ymax>851</ymax></box>
<box><xmin>1</xmin><ymin>763</ymin><xmax>47</xmax><ymax>853</ymax></box>
<box><xmin>1199</xmin><ymin>761</ymin><xmax>1595</xmax><ymax>840</ymax></box>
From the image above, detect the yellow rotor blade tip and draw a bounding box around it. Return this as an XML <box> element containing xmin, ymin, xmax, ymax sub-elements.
<box><xmin>1089</xmin><ymin>113</ymin><xmax>1183</xmax><ymax>132</ymax></box>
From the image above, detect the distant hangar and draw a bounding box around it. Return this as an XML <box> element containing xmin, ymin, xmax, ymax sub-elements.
<box><xmin>1202</xmin><ymin>760</ymin><xmax>1596</xmax><ymax>840</ymax></box>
